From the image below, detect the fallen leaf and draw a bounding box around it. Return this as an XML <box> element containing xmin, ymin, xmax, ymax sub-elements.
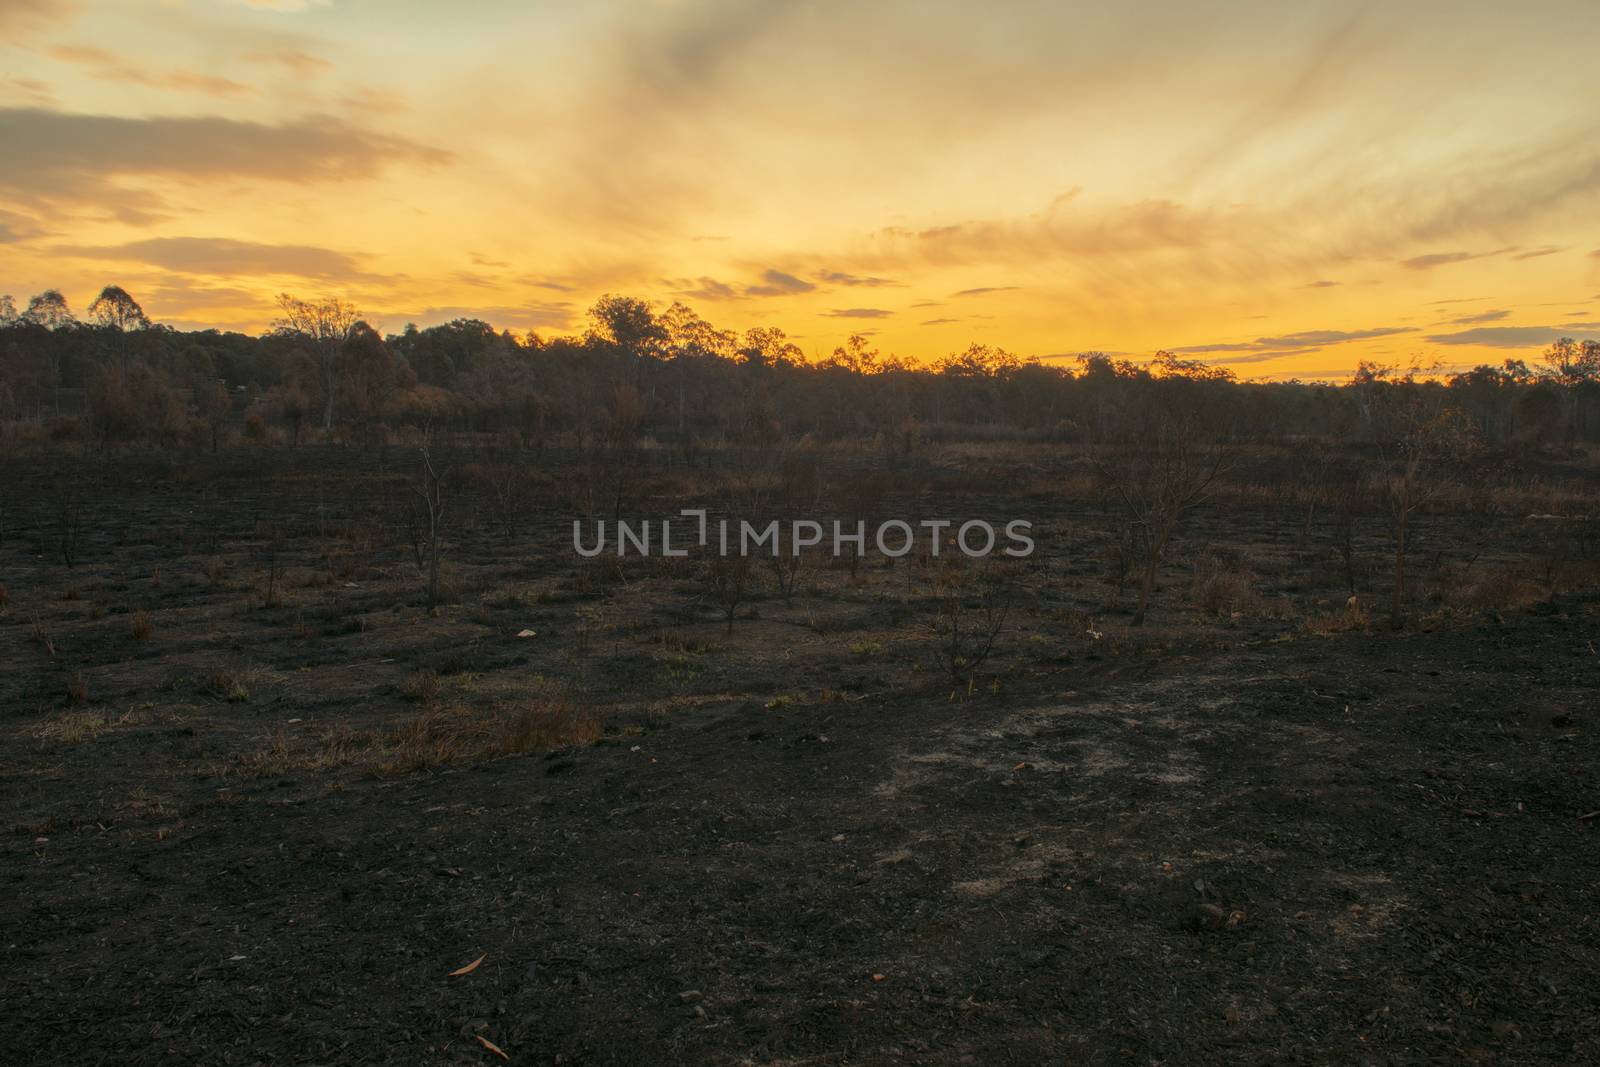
<box><xmin>871</xmin><ymin>973</ymin><xmax>886</xmax><ymax>982</ymax></box>
<box><xmin>1013</xmin><ymin>762</ymin><xmax>1027</xmax><ymax>770</ymax></box>
<box><xmin>476</xmin><ymin>1034</ymin><xmax>509</xmax><ymax>1060</ymax></box>
<box><xmin>449</xmin><ymin>954</ymin><xmax>485</xmax><ymax>977</ymax></box>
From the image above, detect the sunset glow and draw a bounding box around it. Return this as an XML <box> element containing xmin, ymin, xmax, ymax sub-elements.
<box><xmin>5</xmin><ymin>0</ymin><xmax>1600</xmax><ymax>377</ymax></box>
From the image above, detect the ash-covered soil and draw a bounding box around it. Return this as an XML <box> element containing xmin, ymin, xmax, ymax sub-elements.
<box><xmin>5</xmin><ymin>596</ymin><xmax>1597</xmax><ymax>1065</ymax></box>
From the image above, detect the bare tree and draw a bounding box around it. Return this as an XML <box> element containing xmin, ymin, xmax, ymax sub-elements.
<box><xmin>54</xmin><ymin>477</ymin><xmax>84</xmax><ymax>569</ymax></box>
<box><xmin>601</xmin><ymin>381</ymin><xmax>644</xmax><ymax>522</ymax></box>
<box><xmin>413</xmin><ymin>443</ymin><xmax>450</xmax><ymax>611</ymax></box>
<box><xmin>1093</xmin><ymin>406</ymin><xmax>1228</xmax><ymax>626</ymax></box>
<box><xmin>1359</xmin><ymin>367</ymin><xmax>1477</xmax><ymax>628</ymax></box>
<box><xmin>921</xmin><ymin>555</ymin><xmax>1012</xmax><ymax>694</ymax></box>
<box><xmin>193</xmin><ymin>378</ymin><xmax>231</xmax><ymax>453</ymax></box>
<box><xmin>274</xmin><ymin>294</ymin><xmax>361</xmax><ymax>431</ymax></box>
<box><xmin>706</xmin><ymin>551</ymin><xmax>751</xmax><ymax>635</ymax></box>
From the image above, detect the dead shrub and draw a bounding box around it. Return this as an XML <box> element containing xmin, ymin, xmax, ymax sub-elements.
<box><xmin>206</xmin><ymin>670</ymin><xmax>251</xmax><ymax>702</ymax></box>
<box><xmin>1301</xmin><ymin>598</ymin><xmax>1370</xmax><ymax>635</ymax></box>
<box><xmin>128</xmin><ymin>610</ymin><xmax>153</xmax><ymax>641</ymax></box>
<box><xmin>374</xmin><ymin>696</ymin><xmax>600</xmax><ymax>775</ymax></box>
<box><xmin>32</xmin><ymin>708</ymin><xmax>137</xmax><ymax>743</ymax></box>
<box><xmin>485</xmin><ymin>697</ymin><xmax>601</xmax><ymax>757</ymax></box>
<box><xmin>401</xmin><ymin>669</ymin><xmax>441</xmax><ymax>704</ymax></box>
<box><xmin>0</xmin><ymin>583</ymin><xmax>8</xmax><ymax>608</ymax></box>
<box><xmin>65</xmin><ymin>672</ymin><xmax>89</xmax><ymax>705</ymax></box>
<box><xmin>1189</xmin><ymin>561</ymin><xmax>1262</xmax><ymax>617</ymax></box>
<box><xmin>1447</xmin><ymin>565</ymin><xmax>1545</xmax><ymax>612</ymax></box>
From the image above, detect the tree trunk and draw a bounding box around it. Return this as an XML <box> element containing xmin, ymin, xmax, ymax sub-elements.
<box><xmin>1132</xmin><ymin>556</ymin><xmax>1157</xmax><ymax>626</ymax></box>
<box><xmin>427</xmin><ymin>521</ymin><xmax>441</xmax><ymax>611</ymax></box>
<box><xmin>1391</xmin><ymin>509</ymin><xmax>1408</xmax><ymax>630</ymax></box>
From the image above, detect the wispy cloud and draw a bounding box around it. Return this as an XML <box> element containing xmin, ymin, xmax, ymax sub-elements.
<box><xmin>950</xmin><ymin>286</ymin><xmax>1020</xmax><ymax>297</ymax></box>
<box><xmin>48</xmin><ymin>45</ymin><xmax>254</xmax><ymax>98</ymax></box>
<box><xmin>373</xmin><ymin>302</ymin><xmax>572</xmax><ymax>333</ymax></box>
<box><xmin>1443</xmin><ymin>308</ymin><xmax>1511</xmax><ymax>325</ymax></box>
<box><xmin>0</xmin><ymin>107</ymin><xmax>449</xmax><ymax>222</ymax></box>
<box><xmin>1400</xmin><ymin>248</ymin><xmax>1514</xmax><ymax>270</ymax></box>
<box><xmin>53</xmin><ymin>236</ymin><xmax>385</xmax><ymax>281</ymax></box>
<box><xmin>669</xmin><ymin>268</ymin><xmax>816</xmax><ymax>300</ymax></box>
<box><xmin>0</xmin><ymin>0</ymin><xmax>76</xmax><ymax>42</ymax></box>
<box><xmin>242</xmin><ymin>47</ymin><xmax>331</xmax><ymax>74</ymax></box>
<box><xmin>818</xmin><ymin>270</ymin><xmax>896</xmax><ymax>288</ymax></box>
<box><xmin>746</xmin><ymin>270</ymin><xmax>815</xmax><ymax>297</ymax></box>
<box><xmin>1174</xmin><ymin>326</ymin><xmax>1415</xmax><ymax>356</ymax></box>
<box><xmin>822</xmin><ymin>307</ymin><xmax>892</xmax><ymax>319</ymax></box>
<box><xmin>1424</xmin><ymin>325</ymin><xmax>1600</xmax><ymax>347</ymax></box>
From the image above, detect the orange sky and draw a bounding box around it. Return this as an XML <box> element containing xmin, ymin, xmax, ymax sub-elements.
<box><xmin>4</xmin><ymin>0</ymin><xmax>1600</xmax><ymax>380</ymax></box>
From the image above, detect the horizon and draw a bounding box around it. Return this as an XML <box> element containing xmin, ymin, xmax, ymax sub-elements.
<box><xmin>4</xmin><ymin>1</ymin><xmax>1600</xmax><ymax>381</ymax></box>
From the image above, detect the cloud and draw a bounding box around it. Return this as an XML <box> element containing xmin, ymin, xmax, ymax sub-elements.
<box><xmin>48</xmin><ymin>45</ymin><xmax>255</xmax><ymax>98</ymax></box>
<box><xmin>339</xmin><ymin>87</ymin><xmax>409</xmax><ymax>115</ymax></box>
<box><xmin>1300</xmin><ymin>280</ymin><xmax>1340</xmax><ymax>288</ymax></box>
<box><xmin>921</xmin><ymin>317</ymin><xmax>961</xmax><ymax>326</ymax></box>
<box><xmin>1444</xmin><ymin>308</ymin><xmax>1511</xmax><ymax>325</ymax></box>
<box><xmin>1400</xmin><ymin>248</ymin><xmax>1513</xmax><ymax>270</ymax></box>
<box><xmin>0</xmin><ymin>0</ymin><xmax>75</xmax><ymax>41</ymax></box>
<box><xmin>817</xmin><ymin>270</ymin><xmax>896</xmax><ymax>287</ymax></box>
<box><xmin>745</xmin><ymin>269</ymin><xmax>815</xmax><ymax>297</ymax></box>
<box><xmin>53</xmin><ymin>236</ymin><xmax>380</xmax><ymax>281</ymax></box>
<box><xmin>670</xmin><ymin>269</ymin><xmax>816</xmax><ymax>300</ymax></box>
<box><xmin>1512</xmin><ymin>245</ymin><xmax>1564</xmax><ymax>260</ymax></box>
<box><xmin>668</xmin><ymin>276</ymin><xmax>740</xmax><ymax>301</ymax></box>
<box><xmin>1424</xmin><ymin>325</ymin><xmax>1600</xmax><ymax>347</ymax></box>
<box><xmin>0</xmin><ymin>108</ymin><xmax>450</xmax><ymax>219</ymax></box>
<box><xmin>242</xmin><ymin>48</ymin><xmax>332</xmax><ymax>75</ymax></box>
<box><xmin>0</xmin><ymin>208</ymin><xmax>46</xmax><ymax>243</ymax></box>
<box><xmin>225</xmin><ymin>0</ymin><xmax>332</xmax><ymax>11</ymax></box>
<box><xmin>864</xmin><ymin>199</ymin><xmax>1247</xmax><ymax>272</ymax></box>
<box><xmin>374</xmin><ymin>303</ymin><xmax>573</xmax><ymax>333</ymax></box>
<box><xmin>1173</xmin><ymin>326</ymin><xmax>1415</xmax><ymax>356</ymax></box>
<box><xmin>2</xmin><ymin>77</ymin><xmax>58</xmax><ymax>107</ymax></box>
<box><xmin>950</xmin><ymin>286</ymin><xmax>1020</xmax><ymax>297</ymax></box>
<box><xmin>822</xmin><ymin>307</ymin><xmax>892</xmax><ymax>319</ymax></box>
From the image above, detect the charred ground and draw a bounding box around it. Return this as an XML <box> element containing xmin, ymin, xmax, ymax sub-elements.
<box><xmin>1</xmin><ymin>442</ymin><xmax>1597</xmax><ymax>1065</ymax></box>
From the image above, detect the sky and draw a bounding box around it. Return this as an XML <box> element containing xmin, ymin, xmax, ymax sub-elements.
<box><xmin>4</xmin><ymin>0</ymin><xmax>1600</xmax><ymax>380</ymax></box>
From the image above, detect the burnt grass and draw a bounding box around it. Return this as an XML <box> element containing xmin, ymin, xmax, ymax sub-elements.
<box><xmin>2</xmin><ymin>444</ymin><xmax>1598</xmax><ymax>1065</ymax></box>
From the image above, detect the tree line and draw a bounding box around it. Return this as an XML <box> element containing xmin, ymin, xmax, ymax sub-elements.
<box><xmin>2</xmin><ymin>285</ymin><xmax>1598</xmax><ymax>450</ymax></box>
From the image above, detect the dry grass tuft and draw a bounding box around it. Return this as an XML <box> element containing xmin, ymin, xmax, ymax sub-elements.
<box><xmin>1190</xmin><ymin>560</ymin><xmax>1262</xmax><ymax>617</ymax></box>
<box><xmin>221</xmin><ymin>695</ymin><xmax>600</xmax><ymax>779</ymax></box>
<box><xmin>128</xmin><ymin>610</ymin><xmax>153</xmax><ymax>641</ymax></box>
<box><xmin>374</xmin><ymin>696</ymin><xmax>601</xmax><ymax>774</ymax></box>
<box><xmin>32</xmin><ymin>707</ymin><xmax>138</xmax><ymax>743</ymax></box>
<box><xmin>1447</xmin><ymin>565</ymin><xmax>1546</xmax><ymax>612</ymax></box>
<box><xmin>401</xmin><ymin>669</ymin><xmax>441</xmax><ymax>705</ymax></box>
<box><xmin>206</xmin><ymin>670</ymin><xmax>251</xmax><ymax>703</ymax></box>
<box><xmin>1301</xmin><ymin>599</ymin><xmax>1370</xmax><ymax>635</ymax></box>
